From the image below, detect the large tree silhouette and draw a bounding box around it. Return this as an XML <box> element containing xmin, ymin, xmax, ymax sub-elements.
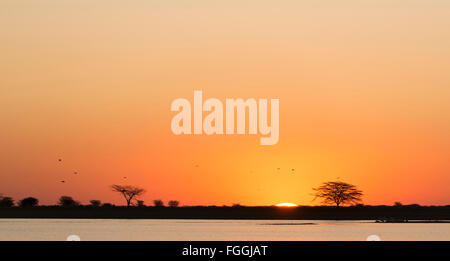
<box><xmin>111</xmin><ymin>185</ymin><xmax>146</xmax><ymax>207</ymax></box>
<box><xmin>313</xmin><ymin>181</ymin><xmax>363</xmax><ymax>207</ymax></box>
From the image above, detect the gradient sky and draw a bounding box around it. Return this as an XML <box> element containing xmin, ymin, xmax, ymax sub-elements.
<box><xmin>1</xmin><ymin>0</ymin><xmax>449</xmax><ymax>206</ymax></box>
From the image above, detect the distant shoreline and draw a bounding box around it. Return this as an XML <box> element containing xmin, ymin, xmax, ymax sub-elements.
<box><xmin>1</xmin><ymin>205</ymin><xmax>449</xmax><ymax>220</ymax></box>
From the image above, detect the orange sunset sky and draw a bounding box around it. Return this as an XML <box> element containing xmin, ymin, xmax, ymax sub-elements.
<box><xmin>1</xmin><ymin>1</ymin><xmax>449</xmax><ymax>206</ymax></box>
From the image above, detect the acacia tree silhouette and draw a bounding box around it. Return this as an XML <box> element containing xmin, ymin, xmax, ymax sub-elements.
<box><xmin>313</xmin><ymin>181</ymin><xmax>363</xmax><ymax>207</ymax></box>
<box><xmin>111</xmin><ymin>185</ymin><xmax>146</xmax><ymax>207</ymax></box>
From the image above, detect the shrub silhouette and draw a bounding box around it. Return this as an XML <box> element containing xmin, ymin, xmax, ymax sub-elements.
<box><xmin>153</xmin><ymin>200</ymin><xmax>164</xmax><ymax>207</ymax></box>
<box><xmin>168</xmin><ymin>200</ymin><xmax>179</xmax><ymax>207</ymax></box>
<box><xmin>19</xmin><ymin>197</ymin><xmax>39</xmax><ymax>207</ymax></box>
<box><xmin>58</xmin><ymin>196</ymin><xmax>79</xmax><ymax>207</ymax></box>
<box><xmin>89</xmin><ymin>200</ymin><xmax>101</xmax><ymax>207</ymax></box>
<box><xmin>0</xmin><ymin>196</ymin><xmax>14</xmax><ymax>208</ymax></box>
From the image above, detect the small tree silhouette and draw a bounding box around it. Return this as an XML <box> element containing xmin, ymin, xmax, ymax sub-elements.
<box><xmin>19</xmin><ymin>197</ymin><xmax>39</xmax><ymax>207</ymax></box>
<box><xmin>111</xmin><ymin>185</ymin><xmax>146</xmax><ymax>207</ymax></box>
<box><xmin>153</xmin><ymin>200</ymin><xmax>164</xmax><ymax>207</ymax></box>
<box><xmin>0</xmin><ymin>196</ymin><xmax>14</xmax><ymax>207</ymax></box>
<box><xmin>313</xmin><ymin>181</ymin><xmax>363</xmax><ymax>207</ymax></box>
<box><xmin>137</xmin><ymin>200</ymin><xmax>145</xmax><ymax>207</ymax></box>
<box><xmin>168</xmin><ymin>200</ymin><xmax>179</xmax><ymax>207</ymax></box>
<box><xmin>58</xmin><ymin>196</ymin><xmax>79</xmax><ymax>207</ymax></box>
<box><xmin>90</xmin><ymin>200</ymin><xmax>101</xmax><ymax>207</ymax></box>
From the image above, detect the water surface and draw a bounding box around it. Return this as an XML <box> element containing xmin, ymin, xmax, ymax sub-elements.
<box><xmin>0</xmin><ymin>219</ymin><xmax>448</xmax><ymax>241</ymax></box>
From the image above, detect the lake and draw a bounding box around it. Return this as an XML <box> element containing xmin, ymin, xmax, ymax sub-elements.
<box><xmin>0</xmin><ymin>219</ymin><xmax>448</xmax><ymax>241</ymax></box>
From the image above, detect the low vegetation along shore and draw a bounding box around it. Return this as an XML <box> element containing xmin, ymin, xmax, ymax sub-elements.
<box><xmin>0</xmin><ymin>205</ymin><xmax>449</xmax><ymax>220</ymax></box>
<box><xmin>1</xmin><ymin>181</ymin><xmax>449</xmax><ymax>220</ymax></box>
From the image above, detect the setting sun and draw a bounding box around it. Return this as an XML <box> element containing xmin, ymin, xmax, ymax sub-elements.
<box><xmin>276</xmin><ymin>203</ymin><xmax>297</xmax><ymax>207</ymax></box>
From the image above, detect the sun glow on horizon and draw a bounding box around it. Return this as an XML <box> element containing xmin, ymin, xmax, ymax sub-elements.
<box><xmin>276</xmin><ymin>203</ymin><xmax>297</xmax><ymax>207</ymax></box>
